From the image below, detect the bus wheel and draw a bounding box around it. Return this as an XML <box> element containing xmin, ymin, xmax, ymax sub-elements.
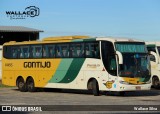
<box><xmin>152</xmin><ymin>77</ymin><xmax>160</xmax><ymax>89</ymax></box>
<box><xmin>17</xmin><ymin>78</ymin><xmax>27</xmax><ymax>92</ymax></box>
<box><xmin>92</xmin><ymin>79</ymin><xmax>99</xmax><ymax>96</ymax></box>
<box><xmin>27</xmin><ymin>78</ymin><xmax>36</xmax><ymax>92</ymax></box>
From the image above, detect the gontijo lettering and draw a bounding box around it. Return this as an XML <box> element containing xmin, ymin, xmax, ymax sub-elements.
<box><xmin>24</xmin><ymin>61</ymin><xmax>51</xmax><ymax>68</ymax></box>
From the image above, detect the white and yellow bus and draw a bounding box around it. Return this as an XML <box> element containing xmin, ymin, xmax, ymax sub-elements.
<box><xmin>146</xmin><ymin>42</ymin><xmax>160</xmax><ymax>88</ymax></box>
<box><xmin>2</xmin><ymin>36</ymin><xmax>151</xmax><ymax>96</ymax></box>
<box><xmin>0</xmin><ymin>45</ymin><xmax>2</xmax><ymax>80</ymax></box>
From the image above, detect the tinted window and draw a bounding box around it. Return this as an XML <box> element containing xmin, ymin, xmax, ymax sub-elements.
<box><xmin>43</xmin><ymin>45</ymin><xmax>55</xmax><ymax>58</ymax></box>
<box><xmin>30</xmin><ymin>45</ymin><xmax>42</xmax><ymax>58</ymax></box>
<box><xmin>147</xmin><ymin>47</ymin><xmax>156</xmax><ymax>53</ymax></box>
<box><xmin>70</xmin><ymin>43</ymin><xmax>84</xmax><ymax>58</ymax></box>
<box><xmin>3</xmin><ymin>42</ymin><xmax>100</xmax><ymax>59</ymax></box>
<box><xmin>85</xmin><ymin>42</ymin><xmax>99</xmax><ymax>58</ymax></box>
<box><xmin>20</xmin><ymin>46</ymin><xmax>30</xmax><ymax>58</ymax></box>
<box><xmin>101</xmin><ymin>41</ymin><xmax>117</xmax><ymax>76</ymax></box>
<box><xmin>55</xmin><ymin>44</ymin><xmax>69</xmax><ymax>58</ymax></box>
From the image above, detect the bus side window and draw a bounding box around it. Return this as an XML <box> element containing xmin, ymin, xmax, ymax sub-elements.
<box><xmin>61</xmin><ymin>45</ymin><xmax>69</xmax><ymax>57</ymax></box>
<box><xmin>76</xmin><ymin>46</ymin><xmax>81</xmax><ymax>57</ymax></box>
<box><xmin>16</xmin><ymin>47</ymin><xmax>21</xmax><ymax>58</ymax></box>
<box><xmin>91</xmin><ymin>43</ymin><xmax>99</xmax><ymax>58</ymax></box>
<box><xmin>70</xmin><ymin>43</ymin><xmax>84</xmax><ymax>58</ymax></box>
<box><xmin>30</xmin><ymin>45</ymin><xmax>42</xmax><ymax>58</ymax></box>
<box><xmin>56</xmin><ymin>46</ymin><xmax>61</xmax><ymax>57</ymax></box>
<box><xmin>56</xmin><ymin>44</ymin><xmax>69</xmax><ymax>58</ymax></box>
<box><xmin>76</xmin><ymin>43</ymin><xmax>84</xmax><ymax>57</ymax></box>
<box><xmin>70</xmin><ymin>44</ymin><xmax>78</xmax><ymax>57</ymax></box>
<box><xmin>147</xmin><ymin>47</ymin><xmax>156</xmax><ymax>53</ymax></box>
<box><xmin>30</xmin><ymin>47</ymin><xmax>34</xmax><ymax>58</ymax></box>
<box><xmin>47</xmin><ymin>45</ymin><xmax>55</xmax><ymax>58</ymax></box>
<box><xmin>85</xmin><ymin>42</ymin><xmax>99</xmax><ymax>58</ymax></box>
<box><xmin>85</xmin><ymin>45</ymin><xmax>90</xmax><ymax>57</ymax></box>
<box><xmin>80</xmin><ymin>43</ymin><xmax>84</xmax><ymax>57</ymax></box>
<box><xmin>12</xmin><ymin>48</ymin><xmax>18</xmax><ymax>58</ymax></box>
<box><xmin>49</xmin><ymin>48</ymin><xmax>55</xmax><ymax>58</ymax></box>
<box><xmin>69</xmin><ymin>45</ymin><xmax>74</xmax><ymax>57</ymax></box>
<box><xmin>35</xmin><ymin>48</ymin><xmax>42</xmax><ymax>58</ymax></box>
<box><xmin>95</xmin><ymin>44</ymin><xmax>100</xmax><ymax>58</ymax></box>
<box><xmin>42</xmin><ymin>47</ymin><xmax>47</xmax><ymax>57</ymax></box>
<box><xmin>3</xmin><ymin>46</ymin><xmax>12</xmax><ymax>58</ymax></box>
<box><xmin>19</xmin><ymin>46</ymin><xmax>30</xmax><ymax>59</ymax></box>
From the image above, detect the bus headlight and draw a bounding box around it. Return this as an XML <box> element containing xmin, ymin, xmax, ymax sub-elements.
<box><xmin>145</xmin><ymin>80</ymin><xmax>151</xmax><ymax>84</ymax></box>
<box><xmin>119</xmin><ymin>81</ymin><xmax>129</xmax><ymax>85</ymax></box>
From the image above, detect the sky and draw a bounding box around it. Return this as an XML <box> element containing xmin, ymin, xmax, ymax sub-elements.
<box><xmin>0</xmin><ymin>0</ymin><xmax>160</xmax><ymax>41</ymax></box>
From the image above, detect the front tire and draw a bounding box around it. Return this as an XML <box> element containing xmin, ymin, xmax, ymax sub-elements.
<box><xmin>152</xmin><ymin>77</ymin><xmax>160</xmax><ymax>89</ymax></box>
<box><xmin>17</xmin><ymin>78</ymin><xmax>27</xmax><ymax>92</ymax></box>
<box><xmin>27</xmin><ymin>78</ymin><xmax>36</xmax><ymax>92</ymax></box>
<box><xmin>92</xmin><ymin>79</ymin><xmax>99</xmax><ymax>96</ymax></box>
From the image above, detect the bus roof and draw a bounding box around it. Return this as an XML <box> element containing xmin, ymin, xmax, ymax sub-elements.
<box><xmin>96</xmin><ymin>37</ymin><xmax>144</xmax><ymax>43</ymax></box>
<box><xmin>146</xmin><ymin>42</ymin><xmax>160</xmax><ymax>46</ymax></box>
<box><xmin>42</xmin><ymin>35</ymin><xmax>90</xmax><ymax>41</ymax></box>
<box><xmin>3</xmin><ymin>36</ymin><xmax>144</xmax><ymax>46</ymax></box>
<box><xmin>66</xmin><ymin>36</ymin><xmax>144</xmax><ymax>43</ymax></box>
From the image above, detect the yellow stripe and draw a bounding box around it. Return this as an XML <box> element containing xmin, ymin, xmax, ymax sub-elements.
<box><xmin>122</xmin><ymin>77</ymin><xmax>143</xmax><ymax>84</ymax></box>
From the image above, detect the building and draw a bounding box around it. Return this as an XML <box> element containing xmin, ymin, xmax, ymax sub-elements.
<box><xmin>0</xmin><ymin>26</ymin><xmax>43</xmax><ymax>45</ymax></box>
<box><xmin>0</xmin><ymin>26</ymin><xmax>43</xmax><ymax>80</ymax></box>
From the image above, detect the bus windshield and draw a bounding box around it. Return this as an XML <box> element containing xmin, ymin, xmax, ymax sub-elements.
<box><xmin>115</xmin><ymin>42</ymin><xmax>147</xmax><ymax>53</ymax></box>
<box><xmin>118</xmin><ymin>53</ymin><xmax>150</xmax><ymax>78</ymax></box>
<box><xmin>115</xmin><ymin>42</ymin><xmax>150</xmax><ymax>78</ymax></box>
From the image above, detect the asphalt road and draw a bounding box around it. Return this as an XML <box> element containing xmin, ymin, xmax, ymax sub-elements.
<box><xmin>0</xmin><ymin>87</ymin><xmax>160</xmax><ymax>114</ymax></box>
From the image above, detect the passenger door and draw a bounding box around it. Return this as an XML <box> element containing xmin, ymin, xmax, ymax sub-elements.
<box><xmin>101</xmin><ymin>41</ymin><xmax>118</xmax><ymax>90</ymax></box>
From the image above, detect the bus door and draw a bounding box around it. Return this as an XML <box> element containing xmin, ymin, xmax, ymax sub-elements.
<box><xmin>106</xmin><ymin>54</ymin><xmax>117</xmax><ymax>89</ymax></box>
<box><xmin>101</xmin><ymin>41</ymin><xmax>118</xmax><ymax>90</ymax></box>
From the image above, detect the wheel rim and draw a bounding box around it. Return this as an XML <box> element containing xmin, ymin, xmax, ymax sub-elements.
<box><xmin>28</xmin><ymin>81</ymin><xmax>34</xmax><ymax>90</ymax></box>
<box><xmin>154</xmin><ymin>79</ymin><xmax>159</xmax><ymax>86</ymax></box>
<box><xmin>18</xmin><ymin>81</ymin><xmax>24</xmax><ymax>89</ymax></box>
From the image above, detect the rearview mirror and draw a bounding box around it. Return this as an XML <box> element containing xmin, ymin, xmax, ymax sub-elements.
<box><xmin>116</xmin><ymin>51</ymin><xmax>123</xmax><ymax>64</ymax></box>
<box><xmin>149</xmin><ymin>51</ymin><xmax>158</xmax><ymax>64</ymax></box>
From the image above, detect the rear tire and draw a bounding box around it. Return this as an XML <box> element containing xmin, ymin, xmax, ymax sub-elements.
<box><xmin>27</xmin><ymin>78</ymin><xmax>36</xmax><ymax>92</ymax></box>
<box><xmin>92</xmin><ymin>79</ymin><xmax>99</xmax><ymax>96</ymax></box>
<box><xmin>152</xmin><ymin>77</ymin><xmax>160</xmax><ymax>89</ymax></box>
<box><xmin>17</xmin><ymin>78</ymin><xmax>27</xmax><ymax>92</ymax></box>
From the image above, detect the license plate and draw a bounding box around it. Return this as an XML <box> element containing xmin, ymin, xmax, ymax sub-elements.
<box><xmin>136</xmin><ymin>86</ymin><xmax>141</xmax><ymax>90</ymax></box>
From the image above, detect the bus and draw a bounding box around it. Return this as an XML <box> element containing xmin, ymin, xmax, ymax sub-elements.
<box><xmin>2</xmin><ymin>36</ymin><xmax>151</xmax><ymax>96</ymax></box>
<box><xmin>146</xmin><ymin>42</ymin><xmax>160</xmax><ymax>88</ymax></box>
<box><xmin>0</xmin><ymin>45</ymin><xmax>2</xmax><ymax>80</ymax></box>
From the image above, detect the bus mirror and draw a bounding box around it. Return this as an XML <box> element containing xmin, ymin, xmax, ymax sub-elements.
<box><xmin>149</xmin><ymin>51</ymin><xmax>158</xmax><ymax>64</ymax></box>
<box><xmin>116</xmin><ymin>51</ymin><xmax>123</xmax><ymax>64</ymax></box>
